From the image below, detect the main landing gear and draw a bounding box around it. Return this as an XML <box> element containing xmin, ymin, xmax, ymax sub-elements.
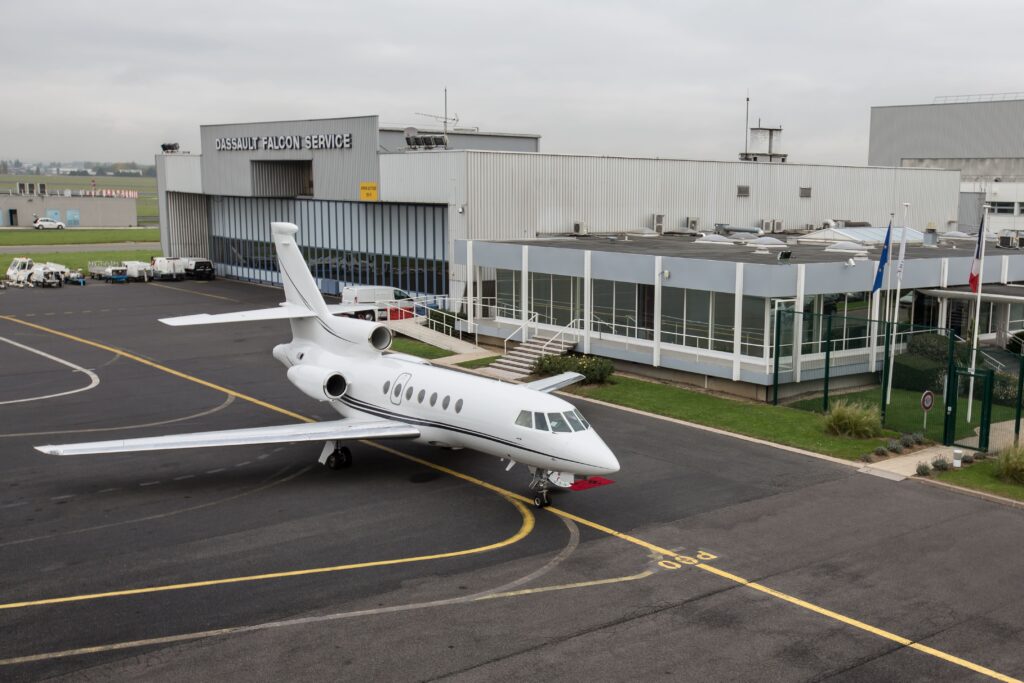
<box><xmin>320</xmin><ymin>441</ymin><xmax>352</xmax><ymax>470</ymax></box>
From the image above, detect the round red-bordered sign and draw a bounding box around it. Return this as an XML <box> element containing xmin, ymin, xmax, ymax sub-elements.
<box><xmin>921</xmin><ymin>390</ymin><xmax>935</xmax><ymax>411</ymax></box>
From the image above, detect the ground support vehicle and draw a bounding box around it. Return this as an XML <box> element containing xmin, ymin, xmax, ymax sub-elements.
<box><xmin>6</xmin><ymin>258</ymin><xmax>69</xmax><ymax>287</ymax></box>
<box><xmin>151</xmin><ymin>257</ymin><xmax>186</xmax><ymax>281</ymax></box>
<box><xmin>183</xmin><ymin>258</ymin><xmax>215</xmax><ymax>280</ymax></box>
<box><xmin>88</xmin><ymin>262</ymin><xmax>130</xmax><ymax>283</ymax></box>
<box><xmin>122</xmin><ymin>261</ymin><xmax>154</xmax><ymax>282</ymax></box>
<box><xmin>339</xmin><ymin>286</ymin><xmax>414</xmax><ymax>321</ymax></box>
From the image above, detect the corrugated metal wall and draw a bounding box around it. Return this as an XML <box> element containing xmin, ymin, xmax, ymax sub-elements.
<box><xmin>166</xmin><ymin>193</ymin><xmax>210</xmax><ymax>258</ymax></box>
<box><xmin>207</xmin><ymin>196</ymin><xmax>447</xmax><ymax>296</ymax></box>
<box><xmin>461</xmin><ymin>152</ymin><xmax>960</xmax><ymax>238</ymax></box>
<box><xmin>379</xmin><ymin>129</ymin><xmax>540</xmax><ymax>152</ymax></box>
<box><xmin>958</xmin><ymin>191</ymin><xmax>985</xmax><ymax>229</ymax></box>
<box><xmin>251</xmin><ymin>161</ymin><xmax>312</xmax><ymax>197</ymax></box>
<box><xmin>869</xmin><ymin>100</ymin><xmax>1024</xmax><ymax>168</ymax></box>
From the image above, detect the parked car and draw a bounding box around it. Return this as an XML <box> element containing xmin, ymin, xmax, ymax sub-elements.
<box><xmin>33</xmin><ymin>217</ymin><xmax>65</xmax><ymax>230</ymax></box>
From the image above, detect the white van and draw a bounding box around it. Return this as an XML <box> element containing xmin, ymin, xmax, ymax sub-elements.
<box><xmin>340</xmin><ymin>286</ymin><xmax>412</xmax><ymax>305</ymax></box>
<box><xmin>337</xmin><ymin>286</ymin><xmax>414</xmax><ymax>321</ymax></box>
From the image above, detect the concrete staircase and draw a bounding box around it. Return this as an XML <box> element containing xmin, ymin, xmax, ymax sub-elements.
<box><xmin>489</xmin><ymin>334</ymin><xmax>578</xmax><ymax>378</ymax></box>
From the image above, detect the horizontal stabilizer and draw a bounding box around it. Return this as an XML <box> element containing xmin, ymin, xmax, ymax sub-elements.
<box><xmin>160</xmin><ymin>304</ymin><xmax>315</xmax><ymax>326</ymax></box>
<box><xmin>36</xmin><ymin>419</ymin><xmax>420</xmax><ymax>456</ymax></box>
<box><xmin>521</xmin><ymin>372</ymin><xmax>585</xmax><ymax>393</ymax></box>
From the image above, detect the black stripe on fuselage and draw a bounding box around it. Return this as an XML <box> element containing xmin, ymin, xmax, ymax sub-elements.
<box><xmin>278</xmin><ymin>259</ymin><xmax>355</xmax><ymax>345</ymax></box>
<box><xmin>338</xmin><ymin>393</ymin><xmax>593</xmax><ymax>469</ymax></box>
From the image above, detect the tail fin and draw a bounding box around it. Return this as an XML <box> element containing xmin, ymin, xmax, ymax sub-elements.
<box><xmin>272</xmin><ymin>222</ymin><xmax>328</xmax><ymax>317</ymax></box>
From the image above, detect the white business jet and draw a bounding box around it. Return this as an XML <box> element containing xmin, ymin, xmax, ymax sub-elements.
<box><xmin>37</xmin><ymin>222</ymin><xmax>619</xmax><ymax>507</ymax></box>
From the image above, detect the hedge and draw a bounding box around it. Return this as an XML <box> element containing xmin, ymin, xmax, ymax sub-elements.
<box><xmin>891</xmin><ymin>355</ymin><xmax>946</xmax><ymax>393</ymax></box>
<box><xmin>534</xmin><ymin>354</ymin><xmax>614</xmax><ymax>384</ymax></box>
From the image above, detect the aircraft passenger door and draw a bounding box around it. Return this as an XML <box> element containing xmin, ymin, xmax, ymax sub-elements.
<box><xmin>390</xmin><ymin>372</ymin><xmax>412</xmax><ymax>405</ymax></box>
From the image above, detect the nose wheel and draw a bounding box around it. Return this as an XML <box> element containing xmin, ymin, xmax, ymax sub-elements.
<box><xmin>528</xmin><ymin>467</ymin><xmax>552</xmax><ymax>508</ymax></box>
<box><xmin>532</xmin><ymin>490</ymin><xmax>551</xmax><ymax>508</ymax></box>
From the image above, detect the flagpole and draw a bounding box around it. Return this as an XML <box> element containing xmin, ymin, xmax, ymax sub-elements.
<box><xmin>883</xmin><ymin>212</ymin><xmax>895</xmax><ymax>332</ymax></box>
<box><xmin>967</xmin><ymin>205</ymin><xmax>990</xmax><ymax>423</ymax></box>
<box><xmin>885</xmin><ymin>203</ymin><xmax>911</xmax><ymax>405</ymax></box>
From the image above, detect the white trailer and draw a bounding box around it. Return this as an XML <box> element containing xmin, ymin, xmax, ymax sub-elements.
<box><xmin>151</xmin><ymin>257</ymin><xmax>187</xmax><ymax>281</ymax></box>
<box><xmin>122</xmin><ymin>261</ymin><xmax>154</xmax><ymax>281</ymax></box>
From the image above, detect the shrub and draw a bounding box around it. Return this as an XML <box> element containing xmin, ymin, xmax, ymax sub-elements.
<box><xmin>916</xmin><ymin>461</ymin><xmax>931</xmax><ymax>476</ymax></box>
<box><xmin>962</xmin><ymin>453</ymin><xmax>975</xmax><ymax>465</ymax></box>
<box><xmin>891</xmin><ymin>355</ymin><xmax>945</xmax><ymax>393</ymax></box>
<box><xmin>887</xmin><ymin>439</ymin><xmax>903</xmax><ymax>454</ymax></box>
<box><xmin>995</xmin><ymin>446</ymin><xmax>1024</xmax><ymax>485</ymax></box>
<box><xmin>860</xmin><ymin>452</ymin><xmax>874</xmax><ymax>463</ymax></box>
<box><xmin>873</xmin><ymin>446</ymin><xmax>888</xmax><ymax>458</ymax></box>
<box><xmin>534</xmin><ymin>353</ymin><xmax>614</xmax><ymax>384</ymax></box>
<box><xmin>931</xmin><ymin>456</ymin><xmax>950</xmax><ymax>471</ymax></box>
<box><xmin>912</xmin><ymin>432</ymin><xmax>926</xmax><ymax>445</ymax></box>
<box><xmin>1007</xmin><ymin>330</ymin><xmax>1024</xmax><ymax>356</ymax></box>
<box><xmin>992</xmin><ymin>372</ymin><xmax>1019</xmax><ymax>407</ymax></box>
<box><xmin>975</xmin><ymin>451</ymin><xmax>988</xmax><ymax>460</ymax></box>
<box><xmin>823</xmin><ymin>400</ymin><xmax>882</xmax><ymax>438</ymax></box>
<box><xmin>900</xmin><ymin>434</ymin><xmax>916</xmax><ymax>449</ymax></box>
<box><xmin>907</xmin><ymin>332</ymin><xmax>955</xmax><ymax>362</ymax></box>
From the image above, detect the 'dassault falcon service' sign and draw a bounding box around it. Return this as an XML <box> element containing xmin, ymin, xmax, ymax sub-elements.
<box><xmin>214</xmin><ymin>133</ymin><xmax>353</xmax><ymax>151</ymax></box>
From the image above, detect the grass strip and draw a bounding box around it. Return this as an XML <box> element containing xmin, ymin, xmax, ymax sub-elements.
<box><xmin>0</xmin><ymin>229</ymin><xmax>160</xmax><ymax>246</ymax></box>
<box><xmin>567</xmin><ymin>375</ymin><xmax>890</xmax><ymax>460</ymax></box>
<box><xmin>456</xmin><ymin>355</ymin><xmax>501</xmax><ymax>369</ymax></box>
<box><xmin>389</xmin><ymin>336</ymin><xmax>454</xmax><ymax>360</ymax></box>
<box><xmin>935</xmin><ymin>459</ymin><xmax>1024</xmax><ymax>503</ymax></box>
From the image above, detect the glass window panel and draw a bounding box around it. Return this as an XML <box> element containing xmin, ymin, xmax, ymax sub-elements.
<box><xmin>531</xmin><ymin>273</ymin><xmax>552</xmax><ymax>324</ymax></box>
<box><xmin>547</xmin><ymin>412</ymin><xmax>572</xmax><ymax>433</ymax></box>
<box><xmin>565</xmin><ymin>412</ymin><xmax>585</xmax><ymax>432</ymax></box>
<box><xmin>534</xmin><ymin>412</ymin><xmax>548</xmax><ymax>431</ymax></box>
<box><xmin>712</xmin><ymin>293</ymin><xmax>735</xmax><ymax>351</ymax></box>
<box><xmin>685</xmin><ymin>290</ymin><xmax>710</xmax><ymax>348</ymax></box>
<box><xmin>551</xmin><ymin>275</ymin><xmax>574</xmax><ymax>326</ymax></box>
<box><xmin>614</xmin><ymin>281</ymin><xmax>637</xmax><ymax>336</ymax></box>
<box><xmin>592</xmin><ymin>279</ymin><xmax>615</xmax><ymax>333</ymax></box>
<box><xmin>740</xmin><ymin>296</ymin><xmax>765</xmax><ymax>356</ymax></box>
<box><xmin>661</xmin><ymin>286</ymin><xmax>686</xmax><ymax>345</ymax></box>
<box><xmin>516</xmin><ymin>410</ymin><xmax>532</xmax><ymax>427</ymax></box>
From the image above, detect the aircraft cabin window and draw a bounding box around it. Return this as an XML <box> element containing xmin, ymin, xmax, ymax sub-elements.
<box><xmin>455</xmin><ymin>399</ymin><xmax>463</xmax><ymax>413</ymax></box>
<box><xmin>442</xmin><ymin>396</ymin><xmax>451</xmax><ymax>410</ymax></box>
<box><xmin>515</xmin><ymin>410</ymin><xmax>532</xmax><ymax>427</ymax></box>
<box><xmin>418</xmin><ymin>389</ymin><xmax>426</xmax><ymax>403</ymax></box>
<box><xmin>573</xmin><ymin>410</ymin><xmax>590</xmax><ymax>429</ymax></box>
<box><xmin>406</xmin><ymin>386</ymin><xmax>414</xmax><ymax>400</ymax></box>
<box><xmin>393</xmin><ymin>384</ymin><xmax>402</xmax><ymax>398</ymax></box>
<box><xmin>430</xmin><ymin>392</ymin><xmax>438</xmax><ymax>406</ymax></box>
<box><xmin>548</xmin><ymin>412</ymin><xmax>572</xmax><ymax>433</ymax></box>
<box><xmin>383</xmin><ymin>381</ymin><xmax>390</xmax><ymax>395</ymax></box>
<box><xmin>534</xmin><ymin>412</ymin><xmax>548</xmax><ymax>431</ymax></box>
<box><xmin>565</xmin><ymin>411</ymin><xmax>585</xmax><ymax>432</ymax></box>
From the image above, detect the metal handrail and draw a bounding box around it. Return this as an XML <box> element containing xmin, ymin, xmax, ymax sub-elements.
<box><xmin>952</xmin><ymin>332</ymin><xmax>1006</xmax><ymax>373</ymax></box>
<box><xmin>504</xmin><ymin>312</ymin><xmax>539</xmax><ymax>354</ymax></box>
<box><xmin>538</xmin><ymin>318</ymin><xmax>585</xmax><ymax>354</ymax></box>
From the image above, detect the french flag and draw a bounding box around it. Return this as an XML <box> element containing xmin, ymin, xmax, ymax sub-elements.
<box><xmin>969</xmin><ymin>217</ymin><xmax>985</xmax><ymax>293</ymax></box>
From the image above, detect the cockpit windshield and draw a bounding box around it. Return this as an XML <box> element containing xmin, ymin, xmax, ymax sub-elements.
<box><xmin>515</xmin><ymin>409</ymin><xmax>591</xmax><ymax>432</ymax></box>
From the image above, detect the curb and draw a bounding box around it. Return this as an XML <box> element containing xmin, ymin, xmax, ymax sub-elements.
<box><xmin>912</xmin><ymin>475</ymin><xmax>1024</xmax><ymax>511</ymax></box>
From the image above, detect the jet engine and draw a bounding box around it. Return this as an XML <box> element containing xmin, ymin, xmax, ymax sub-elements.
<box><xmin>287</xmin><ymin>365</ymin><xmax>348</xmax><ymax>401</ymax></box>
<box><xmin>322</xmin><ymin>316</ymin><xmax>393</xmax><ymax>352</ymax></box>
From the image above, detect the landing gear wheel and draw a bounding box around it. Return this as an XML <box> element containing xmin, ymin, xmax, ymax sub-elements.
<box><xmin>533</xmin><ymin>491</ymin><xmax>550</xmax><ymax>508</ymax></box>
<box><xmin>325</xmin><ymin>446</ymin><xmax>352</xmax><ymax>470</ymax></box>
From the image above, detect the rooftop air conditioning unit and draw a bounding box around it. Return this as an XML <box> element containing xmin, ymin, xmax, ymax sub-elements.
<box><xmin>772</xmin><ymin>219</ymin><xmax>784</xmax><ymax>233</ymax></box>
<box><xmin>686</xmin><ymin>217</ymin><xmax>699</xmax><ymax>230</ymax></box>
<box><xmin>653</xmin><ymin>213</ymin><xmax>665</xmax><ymax>234</ymax></box>
<box><xmin>572</xmin><ymin>220</ymin><xmax>587</xmax><ymax>235</ymax></box>
<box><xmin>999</xmin><ymin>234</ymin><xmax>1013</xmax><ymax>249</ymax></box>
<box><xmin>760</xmin><ymin>219</ymin><xmax>772</xmax><ymax>232</ymax></box>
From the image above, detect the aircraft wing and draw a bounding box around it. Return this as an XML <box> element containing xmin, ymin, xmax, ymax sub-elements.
<box><xmin>36</xmin><ymin>419</ymin><xmax>420</xmax><ymax>456</ymax></box>
<box><xmin>160</xmin><ymin>304</ymin><xmax>316</xmax><ymax>326</ymax></box>
<box><xmin>521</xmin><ymin>372</ymin><xmax>585</xmax><ymax>393</ymax></box>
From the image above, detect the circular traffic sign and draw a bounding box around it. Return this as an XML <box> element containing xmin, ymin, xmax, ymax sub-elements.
<box><xmin>921</xmin><ymin>390</ymin><xmax>935</xmax><ymax>411</ymax></box>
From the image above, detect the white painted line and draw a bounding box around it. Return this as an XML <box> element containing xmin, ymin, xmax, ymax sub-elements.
<box><xmin>50</xmin><ymin>495</ymin><xmax>74</xmax><ymax>501</ymax></box>
<box><xmin>172</xmin><ymin>474</ymin><xmax>195</xmax><ymax>481</ymax></box>
<box><xmin>139</xmin><ymin>481</ymin><xmax>160</xmax><ymax>487</ymax></box>
<box><xmin>0</xmin><ymin>336</ymin><xmax>100</xmax><ymax>405</ymax></box>
<box><xmin>97</xmin><ymin>488</ymin><xmax>119</xmax><ymax>494</ymax></box>
<box><xmin>256</xmin><ymin>453</ymin><xmax>270</xmax><ymax>460</ymax></box>
<box><xmin>234</xmin><ymin>461</ymin><xmax>250</xmax><ymax>467</ymax></box>
<box><xmin>0</xmin><ymin>502</ymin><xmax>27</xmax><ymax>509</ymax></box>
<box><xmin>206</xmin><ymin>468</ymin><xmax>225</xmax><ymax>474</ymax></box>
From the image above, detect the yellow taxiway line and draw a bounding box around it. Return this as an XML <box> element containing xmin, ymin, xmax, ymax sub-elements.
<box><xmin>1</xmin><ymin>315</ymin><xmax>1019</xmax><ymax>683</ymax></box>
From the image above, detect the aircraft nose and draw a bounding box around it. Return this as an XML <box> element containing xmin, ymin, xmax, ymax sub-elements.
<box><xmin>586</xmin><ymin>433</ymin><xmax>620</xmax><ymax>474</ymax></box>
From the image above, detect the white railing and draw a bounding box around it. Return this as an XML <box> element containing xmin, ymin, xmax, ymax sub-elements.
<box><xmin>504</xmin><ymin>313</ymin><xmax>539</xmax><ymax>354</ymax></box>
<box><xmin>538</xmin><ymin>318</ymin><xmax>585</xmax><ymax>354</ymax></box>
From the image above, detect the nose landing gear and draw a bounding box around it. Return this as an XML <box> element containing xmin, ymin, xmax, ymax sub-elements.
<box><xmin>528</xmin><ymin>468</ymin><xmax>552</xmax><ymax>508</ymax></box>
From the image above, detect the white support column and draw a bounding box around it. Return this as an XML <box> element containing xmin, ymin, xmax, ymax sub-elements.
<box><xmin>938</xmin><ymin>297</ymin><xmax>949</xmax><ymax>331</ymax></box>
<box><xmin>653</xmin><ymin>256</ymin><xmax>663</xmax><ymax>367</ymax></box>
<box><xmin>583</xmin><ymin>250</ymin><xmax>592</xmax><ymax>354</ymax></box>
<box><xmin>732</xmin><ymin>262</ymin><xmax>744</xmax><ymax>381</ymax></box>
<box><xmin>520</xmin><ymin>245</ymin><xmax>530</xmax><ymax>342</ymax></box>
<box><xmin>940</xmin><ymin>257</ymin><xmax>949</xmax><ymax>288</ymax></box>
<box><xmin>466</xmin><ymin>240</ymin><xmax>474</xmax><ymax>330</ymax></box>
<box><xmin>794</xmin><ymin>264</ymin><xmax>806</xmax><ymax>383</ymax></box>
<box><xmin>1001</xmin><ymin>254</ymin><xmax>1010</xmax><ymax>284</ymax></box>
<box><xmin>868</xmin><ymin>288</ymin><xmax>881</xmax><ymax>370</ymax></box>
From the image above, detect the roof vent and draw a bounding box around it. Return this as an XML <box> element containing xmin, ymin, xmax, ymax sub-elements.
<box><xmin>695</xmin><ymin>233</ymin><xmax>735</xmax><ymax>244</ymax></box>
<box><xmin>825</xmin><ymin>241</ymin><xmax>869</xmax><ymax>256</ymax></box>
<box><xmin>746</xmin><ymin>236</ymin><xmax>786</xmax><ymax>248</ymax></box>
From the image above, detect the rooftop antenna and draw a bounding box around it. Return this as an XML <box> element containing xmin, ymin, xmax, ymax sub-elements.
<box><xmin>415</xmin><ymin>87</ymin><xmax>459</xmax><ymax>148</ymax></box>
<box><xmin>744</xmin><ymin>91</ymin><xmax>749</xmax><ymax>157</ymax></box>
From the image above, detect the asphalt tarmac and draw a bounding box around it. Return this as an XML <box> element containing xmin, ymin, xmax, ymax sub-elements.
<box><xmin>1</xmin><ymin>278</ymin><xmax>1023</xmax><ymax>682</ymax></box>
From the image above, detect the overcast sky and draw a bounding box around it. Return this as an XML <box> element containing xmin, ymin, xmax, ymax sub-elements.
<box><xmin>5</xmin><ymin>0</ymin><xmax>1021</xmax><ymax>166</ymax></box>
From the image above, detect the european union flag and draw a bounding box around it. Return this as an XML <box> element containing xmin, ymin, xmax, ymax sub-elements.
<box><xmin>871</xmin><ymin>220</ymin><xmax>892</xmax><ymax>294</ymax></box>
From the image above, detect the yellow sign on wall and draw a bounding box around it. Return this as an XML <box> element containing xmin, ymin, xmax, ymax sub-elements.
<box><xmin>360</xmin><ymin>182</ymin><xmax>379</xmax><ymax>201</ymax></box>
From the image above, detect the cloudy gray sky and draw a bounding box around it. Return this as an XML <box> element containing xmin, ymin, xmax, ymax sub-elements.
<box><xmin>4</xmin><ymin>0</ymin><xmax>1021</xmax><ymax>165</ymax></box>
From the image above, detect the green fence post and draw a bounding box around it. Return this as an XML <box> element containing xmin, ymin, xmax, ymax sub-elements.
<box><xmin>1016</xmin><ymin>355</ymin><xmax>1024</xmax><ymax>446</ymax></box>
<box><xmin>980</xmin><ymin>370</ymin><xmax>994</xmax><ymax>453</ymax></box>
<box><xmin>880</xmin><ymin>321</ymin><xmax>891</xmax><ymax>422</ymax></box>
<box><xmin>772</xmin><ymin>308</ymin><xmax>782</xmax><ymax>405</ymax></box>
<box><xmin>823</xmin><ymin>313</ymin><xmax>832</xmax><ymax>413</ymax></box>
